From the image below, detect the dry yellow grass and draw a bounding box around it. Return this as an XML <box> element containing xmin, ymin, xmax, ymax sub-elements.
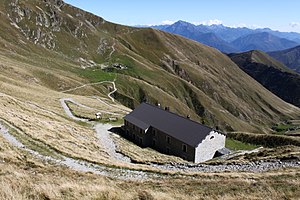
<box><xmin>1</xmin><ymin>148</ymin><xmax>300</xmax><ymax>200</ymax></box>
<box><xmin>113</xmin><ymin>134</ymin><xmax>187</xmax><ymax>164</ymax></box>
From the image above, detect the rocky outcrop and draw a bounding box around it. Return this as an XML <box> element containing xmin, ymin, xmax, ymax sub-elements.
<box><xmin>160</xmin><ymin>55</ymin><xmax>191</xmax><ymax>82</ymax></box>
<box><xmin>7</xmin><ymin>0</ymin><xmax>107</xmax><ymax>55</ymax></box>
<box><xmin>8</xmin><ymin>0</ymin><xmax>64</xmax><ymax>49</ymax></box>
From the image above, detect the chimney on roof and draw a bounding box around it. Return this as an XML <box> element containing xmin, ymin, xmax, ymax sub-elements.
<box><xmin>164</xmin><ymin>106</ymin><xmax>170</xmax><ymax>111</ymax></box>
<box><xmin>187</xmin><ymin>115</ymin><xmax>190</xmax><ymax>119</ymax></box>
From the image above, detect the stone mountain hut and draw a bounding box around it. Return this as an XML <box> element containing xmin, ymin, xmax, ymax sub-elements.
<box><xmin>123</xmin><ymin>103</ymin><xmax>226</xmax><ymax>163</ymax></box>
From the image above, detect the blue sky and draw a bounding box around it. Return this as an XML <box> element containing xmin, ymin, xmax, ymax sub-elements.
<box><xmin>64</xmin><ymin>0</ymin><xmax>300</xmax><ymax>33</ymax></box>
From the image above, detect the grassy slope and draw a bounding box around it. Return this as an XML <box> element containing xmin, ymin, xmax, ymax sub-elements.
<box><xmin>1</xmin><ymin>150</ymin><xmax>299</xmax><ymax>200</ymax></box>
<box><xmin>268</xmin><ymin>45</ymin><xmax>300</xmax><ymax>73</ymax></box>
<box><xmin>229</xmin><ymin>50</ymin><xmax>300</xmax><ymax>107</ymax></box>
<box><xmin>117</xmin><ymin>30</ymin><xmax>300</xmax><ymax>131</ymax></box>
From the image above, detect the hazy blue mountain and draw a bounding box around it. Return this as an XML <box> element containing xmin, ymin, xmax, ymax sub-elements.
<box><xmin>256</xmin><ymin>28</ymin><xmax>300</xmax><ymax>43</ymax></box>
<box><xmin>231</xmin><ymin>32</ymin><xmax>299</xmax><ymax>52</ymax></box>
<box><xmin>269</xmin><ymin>45</ymin><xmax>300</xmax><ymax>73</ymax></box>
<box><xmin>152</xmin><ymin>21</ymin><xmax>237</xmax><ymax>53</ymax></box>
<box><xmin>151</xmin><ymin>21</ymin><xmax>300</xmax><ymax>53</ymax></box>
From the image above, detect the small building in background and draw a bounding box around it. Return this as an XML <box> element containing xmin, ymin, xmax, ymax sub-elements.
<box><xmin>123</xmin><ymin>103</ymin><xmax>226</xmax><ymax>163</ymax></box>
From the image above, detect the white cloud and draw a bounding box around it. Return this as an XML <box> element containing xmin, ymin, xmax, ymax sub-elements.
<box><xmin>193</xmin><ymin>19</ymin><xmax>223</xmax><ymax>26</ymax></box>
<box><xmin>161</xmin><ymin>20</ymin><xmax>176</xmax><ymax>25</ymax></box>
<box><xmin>290</xmin><ymin>22</ymin><xmax>300</xmax><ymax>28</ymax></box>
<box><xmin>141</xmin><ymin>20</ymin><xmax>176</xmax><ymax>26</ymax></box>
<box><xmin>224</xmin><ymin>23</ymin><xmax>262</xmax><ymax>29</ymax></box>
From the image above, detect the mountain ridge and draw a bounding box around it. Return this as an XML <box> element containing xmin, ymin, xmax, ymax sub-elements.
<box><xmin>231</xmin><ymin>32</ymin><xmax>299</xmax><ymax>52</ymax></box>
<box><xmin>268</xmin><ymin>45</ymin><xmax>300</xmax><ymax>73</ymax></box>
<box><xmin>151</xmin><ymin>21</ymin><xmax>300</xmax><ymax>53</ymax></box>
<box><xmin>229</xmin><ymin>50</ymin><xmax>300</xmax><ymax>107</ymax></box>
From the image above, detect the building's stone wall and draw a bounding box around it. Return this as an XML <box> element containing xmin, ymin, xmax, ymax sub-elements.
<box><xmin>194</xmin><ymin>131</ymin><xmax>226</xmax><ymax>162</ymax></box>
<box><xmin>124</xmin><ymin>120</ymin><xmax>146</xmax><ymax>146</ymax></box>
<box><xmin>149</xmin><ymin>127</ymin><xmax>195</xmax><ymax>162</ymax></box>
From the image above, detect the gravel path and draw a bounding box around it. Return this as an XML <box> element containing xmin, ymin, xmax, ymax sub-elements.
<box><xmin>0</xmin><ymin>121</ymin><xmax>154</xmax><ymax>180</ymax></box>
<box><xmin>61</xmin><ymin>79</ymin><xmax>117</xmax><ymax>103</ymax></box>
<box><xmin>107</xmin><ymin>81</ymin><xmax>117</xmax><ymax>102</ymax></box>
<box><xmin>60</xmin><ymin>98</ymin><xmax>131</xmax><ymax>163</ymax></box>
<box><xmin>108</xmin><ymin>39</ymin><xmax>116</xmax><ymax>60</ymax></box>
<box><xmin>60</xmin><ymin>97</ymin><xmax>121</xmax><ymax>116</ymax></box>
<box><xmin>94</xmin><ymin>123</ymin><xmax>131</xmax><ymax>162</ymax></box>
<box><xmin>59</xmin><ymin>98</ymin><xmax>89</xmax><ymax>122</ymax></box>
<box><xmin>151</xmin><ymin>159</ymin><xmax>300</xmax><ymax>173</ymax></box>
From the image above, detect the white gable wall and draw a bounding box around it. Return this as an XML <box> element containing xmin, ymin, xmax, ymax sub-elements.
<box><xmin>194</xmin><ymin>131</ymin><xmax>226</xmax><ymax>163</ymax></box>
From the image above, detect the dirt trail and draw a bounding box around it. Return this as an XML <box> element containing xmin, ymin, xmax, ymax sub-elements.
<box><xmin>107</xmin><ymin>81</ymin><xmax>116</xmax><ymax>102</ymax></box>
<box><xmin>59</xmin><ymin>98</ymin><xmax>131</xmax><ymax>162</ymax></box>
<box><xmin>108</xmin><ymin>39</ymin><xmax>116</xmax><ymax>59</ymax></box>
<box><xmin>61</xmin><ymin>81</ymin><xmax>116</xmax><ymax>101</ymax></box>
<box><xmin>0</xmin><ymin>121</ymin><xmax>154</xmax><ymax>180</ymax></box>
<box><xmin>60</xmin><ymin>98</ymin><xmax>121</xmax><ymax>116</ymax></box>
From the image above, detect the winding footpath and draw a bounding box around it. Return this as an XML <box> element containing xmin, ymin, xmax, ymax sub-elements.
<box><xmin>59</xmin><ymin>98</ymin><xmax>130</xmax><ymax>162</ymax></box>
<box><xmin>60</xmin><ymin>98</ymin><xmax>121</xmax><ymax>116</ymax></box>
<box><xmin>61</xmin><ymin>80</ymin><xmax>117</xmax><ymax>102</ymax></box>
<box><xmin>0</xmin><ymin>121</ymin><xmax>155</xmax><ymax>180</ymax></box>
<box><xmin>107</xmin><ymin>81</ymin><xmax>116</xmax><ymax>102</ymax></box>
<box><xmin>108</xmin><ymin>39</ymin><xmax>116</xmax><ymax>60</ymax></box>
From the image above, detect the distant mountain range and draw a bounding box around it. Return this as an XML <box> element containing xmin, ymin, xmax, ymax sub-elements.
<box><xmin>150</xmin><ymin>21</ymin><xmax>300</xmax><ymax>53</ymax></box>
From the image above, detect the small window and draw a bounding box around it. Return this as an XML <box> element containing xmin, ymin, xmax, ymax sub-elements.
<box><xmin>153</xmin><ymin>129</ymin><xmax>156</xmax><ymax>136</ymax></box>
<box><xmin>166</xmin><ymin>136</ymin><xmax>170</xmax><ymax>144</ymax></box>
<box><xmin>139</xmin><ymin>138</ymin><xmax>143</xmax><ymax>145</ymax></box>
<box><xmin>210</xmin><ymin>136</ymin><xmax>215</xmax><ymax>140</ymax></box>
<box><xmin>140</xmin><ymin>129</ymin><xmax>142</xmax><ymax>134</ymax></box>
<box><xmin>182</xmin><ymin>144</ymin><xmax>187</xmax><ymax>152</ymax></box>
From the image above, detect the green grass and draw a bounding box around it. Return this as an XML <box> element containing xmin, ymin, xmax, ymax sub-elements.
<box><xmin>91</xmin><ymin>118</ymin><xmax>124</xmax><ymax>127</ymax></box>
<box><xmin>272</xmin><ymin>123</ymin><xmax>299</xmax><ymax>134</ymax></box>
<box><xmin>74</xmin><ymin>68</ymin><xmax>116</xmax><ymax>83</ymax></box>
<box><xmin>227</xmin><ymin>132</ymin><xmax>300</xmax><ymax>147</ymax></box>
<box><xmin>225</xmin><ymin>138</ymin><xmax>258</xmax><ymax>151</ymax></box>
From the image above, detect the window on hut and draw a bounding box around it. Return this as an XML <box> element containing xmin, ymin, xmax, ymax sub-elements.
<box><xmin>152</xmin><ymin>129</ymin><xmax>156</xmax><ymax>136</ymax></box>
<box><xmin>182</xmin><ymin>144</ymin><xmax>187</xmax><ymax>152</ymax></box>
<box><xmin>166</xmin><ymin>136</ymin><xmax>170</xmax><ymax>144</ymax></box>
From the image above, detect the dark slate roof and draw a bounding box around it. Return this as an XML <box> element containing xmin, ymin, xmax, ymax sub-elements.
<box><xmin>124</xmin><ymin>103</ymin><xmax>213</xmax><ymax>147</ymax></box>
